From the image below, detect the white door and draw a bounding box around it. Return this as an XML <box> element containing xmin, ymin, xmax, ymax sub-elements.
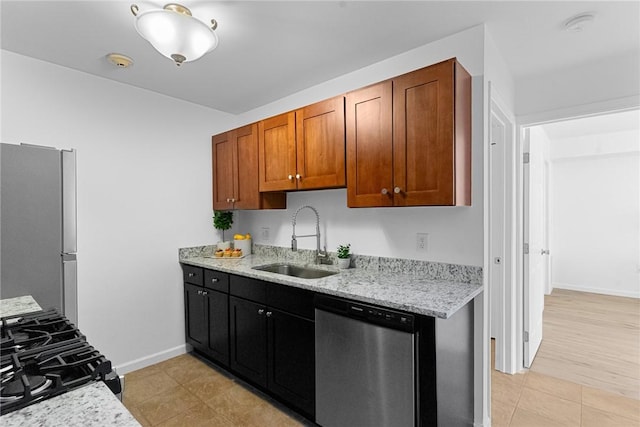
<box><xmin>523</xmin><ymin>128</ymin><xmax>545</xmax><ymax>368</ymax></box>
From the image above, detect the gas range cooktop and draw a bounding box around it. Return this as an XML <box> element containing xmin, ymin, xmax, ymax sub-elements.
<box><xmin>0</xmin><ymin>309</ymin><xmax>121</xmax><ymax>415</ymax></box>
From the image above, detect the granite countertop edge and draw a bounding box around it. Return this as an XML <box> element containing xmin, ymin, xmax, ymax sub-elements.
<box><xmin>180</xmin><ymin>254</ymin><xmax>483</xmax><ymax>319</ymax></box>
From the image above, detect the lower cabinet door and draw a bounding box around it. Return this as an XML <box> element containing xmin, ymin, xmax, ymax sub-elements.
<box><xmin>184</xmin><ymin>283</ymin><xmax>207</xmax><ymax>350</ymax></box>
<box><xmin>206</xmin><ymin>289</ymin><xmax>229</xmax><ymax>366</ymax></box>
<box><xmin>267</xmin><ymin>308</ymin><xmax>315</xmax><ymax>418</ymax></box>
<box><xmin>229</xmin><ymin>296</ymin><xmax>267</xmax><ymax>387</ymax></box>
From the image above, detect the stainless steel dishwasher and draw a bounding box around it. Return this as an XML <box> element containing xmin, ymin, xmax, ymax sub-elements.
<box><xmin>315</xmin><ymin>294</ymin><xmax>416</xmax><ymax>427</ymax></box>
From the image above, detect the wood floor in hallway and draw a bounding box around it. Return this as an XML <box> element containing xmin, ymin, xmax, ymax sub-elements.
<box><xmin>492</xmin><ymin>288</ymin><xmax>640</xmax><ymax>426</ymax></box>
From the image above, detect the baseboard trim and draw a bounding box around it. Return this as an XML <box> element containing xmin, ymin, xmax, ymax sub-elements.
<box><xmin>114</xmin><ymin>344</ymin><xmax>189</xmax><ymax>375</ymax></box>
<box><xmin>554</xmin><ymin>283</ymin><xmax>639</xmax><ymax>299</ymax></box>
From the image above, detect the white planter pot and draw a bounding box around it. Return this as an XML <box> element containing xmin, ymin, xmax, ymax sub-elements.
<box><xmin>217</xmin><ymin>241</ymin><xmax>231</xmax><ymax>250</ymax></box>
<box><xmin>337</xmin><ymin>258</ymin><xmax>351</xmax><ymax>269</ymax></box>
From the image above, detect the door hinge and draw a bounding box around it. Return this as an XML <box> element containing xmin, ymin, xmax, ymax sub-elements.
<box><xmin>524</xmin><ymin>243</ymin><xmax>529</xmax><ymax>254</ymax></box>
<box><xmin>523</xmin><ymin>152</ymin><xmax>530</xmax><ymax>164</ymax></box>
<box><xmin>524</xmin><ymin>331</ymin><xmax>529</xmax><ymax>342</ymax></box>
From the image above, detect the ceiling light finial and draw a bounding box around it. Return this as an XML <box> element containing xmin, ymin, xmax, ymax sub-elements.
<box><xmin>130</xmin><ymin>3</ymin><xmax>219</xmax><ymax>66</ymax></box>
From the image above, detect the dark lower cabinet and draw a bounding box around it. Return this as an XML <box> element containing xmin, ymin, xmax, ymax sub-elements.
<box><xmin>229</xmin><ymin>296</ymin><xmax>267</xmax><ymax>387</ymax></box>
<box><xmin>267</xmin><ymin>308</ymin><xmax>315</xmax><ymax>417</ymax></box>
<box><xmin>183</xmin><ymin>266</ymin><xmax>230</xmax><ymax>367</ymax></box>
<box><xmin>184</xmin><ymin>283</ymin><xmax>207</xmax><ymax>348</ymax></box>
<box><xmin>229</xmin><ymin>281</ymin><xmax>316</xmax><ymax>420</ymax></box>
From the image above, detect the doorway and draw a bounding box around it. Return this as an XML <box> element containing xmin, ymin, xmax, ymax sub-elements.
<box><xmin>518</xmin><ymin>107</ymin><xmax>640</xmax><ymax>371</ymax></box>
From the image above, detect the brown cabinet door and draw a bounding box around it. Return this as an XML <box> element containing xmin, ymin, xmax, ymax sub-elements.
<box><xmin>234</xmin><ymin>124</ymin><xmax>260</xmax><ymax>209</ymax></box>
<box><xmin>346</xmin><ymin>81</ymin><xmax>393</xmax><ymax>207</ymax></box>
<box><xmin>295</xmin><ymin>96</ymin><xmax>346</xmax><ymax>190</ymax></box>
<box><xmin>258</xmin><ymin>112</ymin><xmax>297</xmax><ymax>192</ymax></box>
<box><xmin>212</xmin><ymin>131</ymin><xmax>237</xmax><ymax>210</ymax></box>
<box><xmin>393</xmin><ymin>59</ymin><xmax>455</xmax><ymax>206</ymax></box>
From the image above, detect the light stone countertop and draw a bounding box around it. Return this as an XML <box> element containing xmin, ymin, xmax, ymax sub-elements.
<box><xmin>0</xmin><ymin>295</ymin><xmax>42</xmax><ymax>317</ymax></box>
<box><xmin>0</xmin><ymin>381</ymin><xmax>140</xmax><ymax>427</ymax></box>
<box><xmin>0</xmin><ymin>296</ymin><xmax>140</xmax><ymax>427</ymax></box>
<box><xmin>180</xmin><ymin>250</ymin><xmax>483</xmax><ymax>319</ymax></box>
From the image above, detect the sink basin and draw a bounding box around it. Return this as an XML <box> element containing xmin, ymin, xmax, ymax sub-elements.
<box><xmin>252</xmin><ymin>263</ymin><xmax>337</xmax><ymax>279</ymax></box>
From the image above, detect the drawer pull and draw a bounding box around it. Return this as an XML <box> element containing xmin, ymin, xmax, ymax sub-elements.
<box><xmin>258</xmin><ymin>309</ymin><xmax>265</xmax><ymax>315</ymax></box>
<box><xmin>211</xmin><ymin>278</ymin><xmax>219</xmax><ymax>283</ymax></box>
<box><xmin>266</xmin><ymin>311</ymin><xmax>273</xmax><ymax>317</ymax></box>
<box><xmin>188</xmin><ymin>272</ymin><xmax>196</xmax><ymax>277</ymax></box>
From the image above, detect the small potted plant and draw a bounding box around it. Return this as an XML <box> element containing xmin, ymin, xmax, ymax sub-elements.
<box><xmin>213</xmin><ymin>210</ymin><xmax>233</xmax><ymax>250</ymax></box>
<box><xmin>337</xmin><ymin>244</ymin><xmax>351</xmax><ymax>269</ymax></box>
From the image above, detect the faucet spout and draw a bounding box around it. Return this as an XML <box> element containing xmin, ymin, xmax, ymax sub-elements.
<box><xmin>291</xmin><ymin>205</ymin><xmax>328</xmax><ymax>264</ymax></box>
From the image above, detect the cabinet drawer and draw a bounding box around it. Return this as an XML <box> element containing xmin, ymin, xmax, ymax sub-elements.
<box><xmin>267</xmin><ymin>283</ymin><xmax>314</xmax><ymax>320</ymax></box>
<box><xmin>182</xmin><ymin>264</ymin><xmax>203</xmax><ymax>286</ymax></box>
<box><xmin>204</xmin><ymin>270</ymin><xmax>229</xmax><ymax>293</ymax></box>
<box><xmin>230</xmin><ymin>275</ymin><xmax>266</xmax><ymax>303</ymax></box>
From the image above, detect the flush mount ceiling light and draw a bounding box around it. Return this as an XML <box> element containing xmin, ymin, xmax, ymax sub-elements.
<box><xmin>130</xmin><ymin>3</ymin><xmax>218</xmax><ymax>66</ymax></box>
<box><xmin>563</xmin><ymin>13</ymin><xmax>596</xmax><ymax>32</ymax></box>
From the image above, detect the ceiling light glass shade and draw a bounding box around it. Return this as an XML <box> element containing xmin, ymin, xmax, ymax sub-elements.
<box><xmin>131</xmin><ymin>4</ymin><xmax>218</xmax><ymax>66</ymax></box>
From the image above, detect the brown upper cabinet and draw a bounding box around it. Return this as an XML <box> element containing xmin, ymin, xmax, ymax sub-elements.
<box><xmin>346</xmin><ymin>58</ymin><xmax>471</xmax><ymax>207</ymax></box>
<box><xmin>212</xmin><ymin>124</ymin><xmax>286</xmax><ymax>210</ymax></box>
<box><xmin>258</xmin><ymin>96</ymin><xmax>346</xmax><ymax>192</ymax></box>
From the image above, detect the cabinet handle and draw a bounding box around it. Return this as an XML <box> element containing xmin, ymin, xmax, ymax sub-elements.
<box><xmin>295</xmin><ymin>174</ymin><xmax>301</xmax><ymax>180</ymax></box>
<box><xmin>231</xmin><ymin>198</ymin><xmax>236</xmax><ymax>203</ymax></box>
<box><xmin>202</xmin><ymin>291</ymin><xmax>208</xmax><ymax>296</ymax></box>
<box><xmin>188</xmin><ymin>272</ymin><xmax>196</xmax><ymax>277</ymax></box>
<box><xmin>211</xmin><ymin>278</ymin><xmax>219</xmax><ymax>283</ymax></box>
<box><xmin>266</xmin><ymin>311</ymin><xmax>273</xmax><ymax>317</ymax></box>
<box><xmin>394</xmin><ymin>187</ymin><xmax>401</xmax><ymax>194</ymax></box>
<box><xmin>197</xmin><ymin>290</ymin><xmax>202</xmax><ymax>295</ymax></box>
<box><xmin>258</xmin><ymin>309</ymin><xmax>265</xmax><ymax>315</ymax></box>
<box><xmin>288</xmin><ymin>174</ymin><xmax>293</xmax><ymax>180</ymax></box>
<box><xmin>381</xmin><ymin>188</ymin><xmax>388</xmax><ymax>195</ymax></box>
<box><xmin>226</xmin><ymin>198</ymin><xmax>231</xmax><ymax>203</ymax></box>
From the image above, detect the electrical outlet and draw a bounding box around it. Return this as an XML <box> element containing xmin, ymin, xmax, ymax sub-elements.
<box><xmin>260</xmin><ymin>227</ymin><xmax>270</xmax><ymax>242</ymax></box>
<box><xmin>416</xmin><ymin>233</ymin><xmax>428</xmax><ymax>252</ymax></box>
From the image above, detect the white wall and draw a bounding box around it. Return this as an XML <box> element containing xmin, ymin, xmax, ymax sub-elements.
<box><xmin>237</xmin><ymin>25</ymin><xmax>486</xmax><ymax>268</ymax></box>
<box><xmin>516</xmin><ymin>51</ymin><xmax>640</xmax><ymax>117</ymax></box>
<box><xmin>1</xmin><ymin>50</ymin><xmax>236</xmax><ymax>371</ymax></box>
<box><xmin>549</xmin><ymin>129</ymin><xmax>640</xmax><ymax>298</ymax></box>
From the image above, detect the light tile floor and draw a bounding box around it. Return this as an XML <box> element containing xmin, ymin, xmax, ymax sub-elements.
<box><xmin>123</xmin><ymin>348</ymin><xmax>640</xmax><ymax>426</ymax></box>
<box><xmin>122</xmin><ymin>354</ymin><xmax>310</xmax><ymax>427</ymax></box>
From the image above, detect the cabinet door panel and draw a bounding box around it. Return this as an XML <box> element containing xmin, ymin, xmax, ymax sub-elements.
<box><xmin>267</xmin><ymin>309</ymin><xmax>315</xmax><ymax>418</ymax></box>
<box><xmin>184</xmin><ymin>284</ymin><xmax>207</xmax><ymax>350</ymax></box>
<box><xmin>258</xmin><ymin>112</ymin><xmax>297</xmax><ymax>192</ymax></box>
<box><xmin>296</xmin><ymin>96</ymin><xmax>345</xmax><ymax>190</ymax></box>
<box><xmin>346</xmin><ymin>81</ymin><xmax>393</xmax><ymax>207</ymax></box>
<box><xmin>393</xmin><ymin>60</ymin><xmax>455</xmax><ymax>206</ymax></box>
<box><xmin>229</xmin><ymin>296</ymin><xmax>267</xmax><ymax>387</ymax></box>
<box><xmin>234</xmin><ymin>124</ymin><xmax>260</xmax><ymax>209</ymax></box>
<box><xmin>206</xmin><ymin>290</ymin><xmax>229</xmax><ymax>366</ymax></box>
<box><xmin>212</xmin><ymin>132</ymin><xmax>237</xmax><ymax>210</ymax></box>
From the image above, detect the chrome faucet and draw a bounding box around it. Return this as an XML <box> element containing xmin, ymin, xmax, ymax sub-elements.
<box><xmin>291</xmin><ymin>205</ymin><xmax>328</xmax><ymax>264</ymax></box>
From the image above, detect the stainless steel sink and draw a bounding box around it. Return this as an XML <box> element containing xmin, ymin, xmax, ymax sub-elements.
<box><xmin>252</xmin><ymin>263</ymin><xmax>337</xmax><ymax>279</ymax></box>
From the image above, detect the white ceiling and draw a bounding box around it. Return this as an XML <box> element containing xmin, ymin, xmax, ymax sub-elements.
<box><xmin>2</xmin><ymin>1</ymin><xmax>639</xmax><ymax>114</ymax></box>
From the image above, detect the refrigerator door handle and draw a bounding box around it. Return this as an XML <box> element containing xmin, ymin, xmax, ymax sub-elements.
<box><xmin>62</xmin><ymin>253</ymin><xmax>78</xmax><ymax>326</ymax></box>
<box><xmin>62</xmin><ymin>149</ymin><xmax>77</xmax><ymax>254</ymax></box>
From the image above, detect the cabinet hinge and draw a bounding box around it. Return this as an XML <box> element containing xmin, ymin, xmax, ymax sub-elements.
<box><xmin>523</xmin><ymin>152</ymin><xmax>530</xmax><ymax>164</ymax></box>
<box><xmin>524</xmin><ymin>243</ymin><xmax>529</xmax><ymax>254</ymax></box>
<box><xmin>524</xmin><ymin>331</ymin><xmax>529</xmax><ymax>342</ymax></box>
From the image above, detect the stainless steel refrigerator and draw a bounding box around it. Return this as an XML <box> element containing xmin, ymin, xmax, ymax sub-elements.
<box><xmin>1</xmin><ymin>143</ymin><xmax>78</xmax><ymax>325</ymax></box>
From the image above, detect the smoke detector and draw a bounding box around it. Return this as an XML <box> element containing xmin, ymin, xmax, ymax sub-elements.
<box><xmin>563</xmin><ymin>13</ymin><xmax>596</xmax><ymax>32</ymax></box>
<box><xmin>106</xmin><ymin>53</ymin><xmax>134</xmax><ymax>68</ymax></box>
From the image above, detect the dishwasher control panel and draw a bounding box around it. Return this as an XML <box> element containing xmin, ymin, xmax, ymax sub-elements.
<box><xmin>315</xmin><ymin>294</ymin><xmax>415</xmax><ymax>332</ymax></box>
